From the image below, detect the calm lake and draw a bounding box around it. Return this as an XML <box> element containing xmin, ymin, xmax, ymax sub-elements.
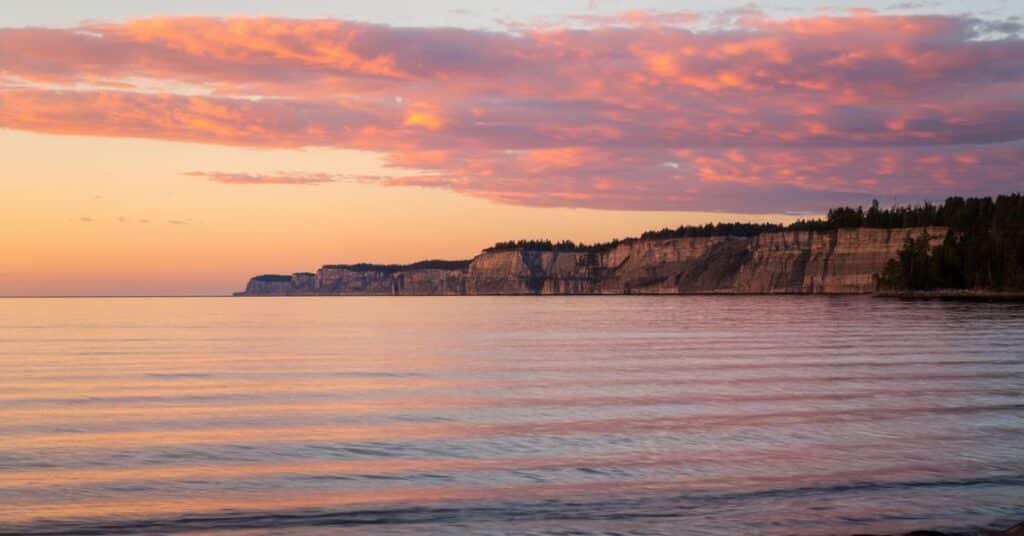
<box><xmin>1</xmin><ymin>296</ymin><xmax>1022</xmax><ymax>535</ymax></box>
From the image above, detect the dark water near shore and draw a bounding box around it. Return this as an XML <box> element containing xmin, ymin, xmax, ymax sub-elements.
<box><xmin>1</xmin><ymin>296</ymin><xmax>1022</xmax><ymax>535</ymax></box>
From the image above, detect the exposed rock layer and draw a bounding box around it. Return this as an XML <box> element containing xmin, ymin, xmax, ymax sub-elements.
<box><xmin>239</xmin><ymin>227</ymin><xmax>946</xmax><ymax>296</ymax></box>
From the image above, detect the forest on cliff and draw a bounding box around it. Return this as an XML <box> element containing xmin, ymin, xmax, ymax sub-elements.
<box><xmin>875</xmin><ymin>194</ymin><xmax>1024</xmax><ymax>291</ymax></box>
<box><xmin>487</xmin><ymin>194</ymin><xmax>1024</xmax><ymax>292</ymax></box>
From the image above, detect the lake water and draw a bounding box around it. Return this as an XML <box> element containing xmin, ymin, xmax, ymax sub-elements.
<box><xmin>1</xmin><ymin>296</ymin><xmax>1022</xmax><ymax>535</ymax></box>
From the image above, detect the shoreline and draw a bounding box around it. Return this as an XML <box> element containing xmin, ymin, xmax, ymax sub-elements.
<box><xmin>231</xmin><ymin>291</ymin><xmax>1024</xmax><ymax>301</ymax></box>
<box><xmin>877</xmin><ymin>521</ymin><xmax>1024</xmax><ymax>536</ymax></box>
<box><xmin>874</xmin><ymin>289</ymin><xmax>1024</xmax><ymax>302</ymax></box>
<box><xmin>7</xmin><ymin>291</ymin><xmax>1022</xmax><ymax>300</ymax></box>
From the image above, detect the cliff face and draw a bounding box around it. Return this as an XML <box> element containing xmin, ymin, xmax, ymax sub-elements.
<box><xmin>732</xmin><ymin>227</ymin><xmax>948</xmax><ymax>294</ymax></box>
<box><xmin>239</xmin><ymin>265</ymin><xmax>467</xmax><ymax>296</ymax></box>
<box><xmin>317</xmin><ymin>266</ymin><xmax>466</xmax><ymax>295</ymax></box>
<box><xmin>240</xmin><ymin>227</ymin><xmax>946</xmax><ymax>295</ymax></box>
<box><xmin>242</xmin><ymin>273</ymin><xmax>316</xmax><ymax>296</ymax></box>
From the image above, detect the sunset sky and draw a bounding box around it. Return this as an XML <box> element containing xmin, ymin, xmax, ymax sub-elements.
<box><xmin>2</xmin><ymin>1</ymin><xmax>1022</xmax><ymax>295</ymax></box>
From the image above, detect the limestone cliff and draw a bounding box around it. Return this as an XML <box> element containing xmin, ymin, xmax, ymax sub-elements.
<box><xmin>239</xmin><ymin>262</ymin><xmax>469</xmax><ymax>296</ymax></box>
<box><xmin>316</xmin><ymin>265</ymin><xmax>466</xmax><ymax>295</ymax></box>
<box><xmin>240</xmin><ymin>273</ymin><xmax>316</xmax><ymax>296</ymax></box>
<box><xmin>733</xmin><ymin>227</ymin><xmax>949</xmax><ymax>294</ymax></box>
<box><xmin>239</xmin><ymin>227</ymin><xmax>946</xmax><ymax>296</ymax></box>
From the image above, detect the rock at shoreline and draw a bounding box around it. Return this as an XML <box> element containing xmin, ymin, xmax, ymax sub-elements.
<box><xmin>986</xmin><ymin>523</ymin><xmax>1024</xmax><ymax>536</ymax></box>
<box><xmin>875</xmin><ymin>289</ymin><xmax>1024</xmax><ymax>302</ymax></box>
<box><xmin>854</xmin><ymin>522</ymin><xmax>1024</xmax><ymax>536</ymax></box>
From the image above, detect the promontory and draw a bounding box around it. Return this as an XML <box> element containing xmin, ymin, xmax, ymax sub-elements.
<box><xmin>238</xmin><ymin>194</ymin><xmax>1024</xmax><ymax>297</ymax></box>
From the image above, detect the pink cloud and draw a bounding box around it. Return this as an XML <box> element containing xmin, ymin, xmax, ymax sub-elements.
<box><xmin>1</xmin><ymin>13</ymin><xmax>1022</xmax><ymax>212</ymax></box>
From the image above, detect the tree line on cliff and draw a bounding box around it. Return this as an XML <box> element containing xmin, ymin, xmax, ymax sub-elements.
<box><xmin>486</xmin><ymin>225</ymin><xmax>784</xmax><ymax>252</ymax></box>
<box><xmin>487</xmin><ymin>199</ymin><xmax>964</xmax><ymax>254</ymax></box>
<box><xmin>486</xmin><ymin>194</ymin><xmax>1024</xmax><ymax>291</ymax></box>
<box><xmin>321</xmin><ymin>260</ymin><xmax>472</xmax><ymax>273</ymax></box>
<box><xmin>874</xmin><ymin>194</ymin><xmax>1024</xmax><ymax>291</ymax></box>
<box><xmin>489</xmin><ymin>195</ymin><xmax>1014</xmax><ymax>246</ymax></box>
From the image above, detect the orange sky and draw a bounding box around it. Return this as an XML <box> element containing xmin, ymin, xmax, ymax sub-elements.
<box><xmin>0</xmin><ymin>130</ymin><xmax>797</xmax><ymax>295</ymax></box>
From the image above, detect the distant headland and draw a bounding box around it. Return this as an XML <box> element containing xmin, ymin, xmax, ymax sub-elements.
<box><xmin>238</xmin><ymin>194</ymin><xmax>1024</xmax><ymax>298</ymax></box>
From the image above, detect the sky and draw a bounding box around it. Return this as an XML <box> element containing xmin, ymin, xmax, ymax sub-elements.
<box><xmin>1</xmin><ymin>1</ymin><xmax>1022</xmax><ymax>295</ymax></box>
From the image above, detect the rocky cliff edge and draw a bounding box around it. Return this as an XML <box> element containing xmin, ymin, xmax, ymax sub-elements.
<box><xmin>238</xmin><ymin>227</ymin><xmax>946</xmax><ymax>296</ymax></box>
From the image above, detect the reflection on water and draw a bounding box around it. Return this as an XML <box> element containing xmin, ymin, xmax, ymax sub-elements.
<box><xmin>0</xmin><ymin>296</ymin><xmax>1022</xmax><ymax>535</ymax></box>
